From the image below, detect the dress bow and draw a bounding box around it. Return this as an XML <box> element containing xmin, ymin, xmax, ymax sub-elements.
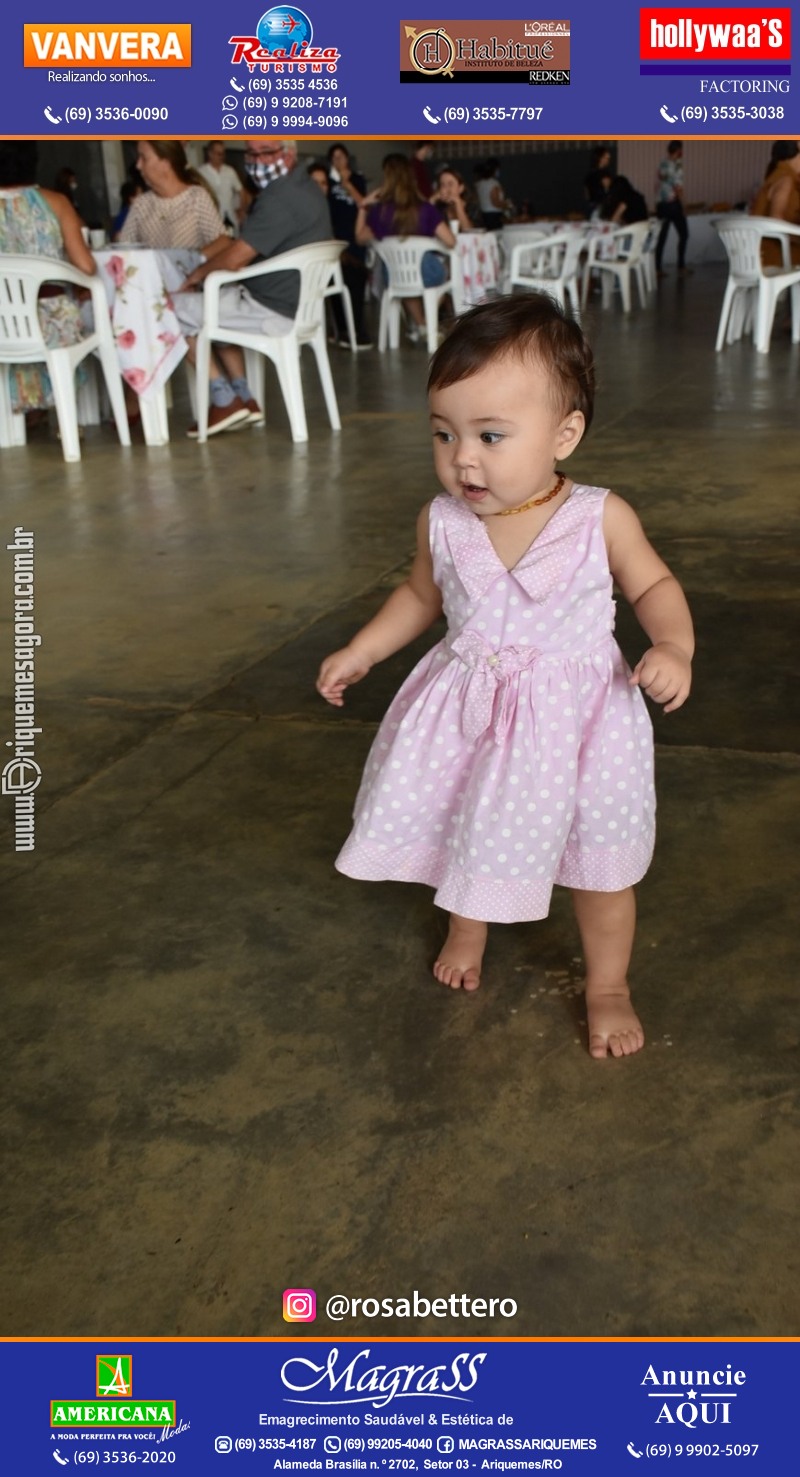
<box><xmin>448</xmin><ymin>631</ymin><xmax>541</xmax><ymax>746</ymax></box>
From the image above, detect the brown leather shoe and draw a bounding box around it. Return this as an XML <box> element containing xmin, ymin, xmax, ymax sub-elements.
<box><xmin>186</xmin><ymin>398</ymin><xmax>250</xmax><ymax>438</ymax></box>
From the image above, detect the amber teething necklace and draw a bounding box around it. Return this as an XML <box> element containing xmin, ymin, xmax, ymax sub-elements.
<box><xmin>493</xmin><ymin>471</ymin><xmax>566</xmax><ymax>517</ymax></box>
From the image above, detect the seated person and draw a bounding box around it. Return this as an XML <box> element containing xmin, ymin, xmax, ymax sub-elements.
<box><xmin>325</xmin><ymin>144</ymin><xmax>372</xmax><ymax>348</ymax></box>
<box><xmin>431</xmin><ymin>168</ymin><xmax>483</xmax><ymax>232</ymax></box>
<box><xmin>0</xmin><ymin>139</ymin><xmax>95</xmax><ymax>420</ymax></box>
<box><xmin>355</xmin><ymin>153</ymin><xmax>455</xmax><ymax>342</ymax></box>
<box><xmin>119</xmin><ymin>141</ymin><xmax>228</xmax><ymax>256</ymax></box>
<box><xmin>175</xmin><ymin>138</ymin><xmax>330</xmax><ymax>435</ymax></box>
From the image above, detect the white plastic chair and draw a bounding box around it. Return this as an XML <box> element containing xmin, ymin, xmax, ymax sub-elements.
<box><xmin>713</xmin><ymin>216</ymin><xmax>800</xmax><ymax>354</ymax></box>
<box><xmin>638</xmin><ymin>218</ymin><xmax>660</xmax><ymax>294</ymax></box>
<box><xmin>507</xmin><ymin>231</ymin><xmax>584</xmax><ymax>318</ymax></box>
<box><xmin>0</xmin><ymin>256</ymin><xmax>130</xmax><ymax>462</ymax></box>
<box><xmin>498</xmin><ymin>225</ymin><xmax>549</xmax><ymax>291</ymax></box>
<box><xmin>371</xmin><ymin>236</ymin><xmax>452</xmax><ymax>354</ymax></box>
<box><xmin>581</xmin><ymin>222</ymin><xmax>651</xmax><ymax>312</ymax></box>
<box><xmin>194</xmin><ymin>240</ymin><xmax>347</xmax><ymax>443</ymax></box>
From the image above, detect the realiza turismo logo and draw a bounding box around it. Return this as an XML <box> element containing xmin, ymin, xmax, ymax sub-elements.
<box><xmin>50</xmin><ymin>1354</ymin><xmax>177</xmax><ymax>1429</ymax></box>
<box><xmin>228</xmin><ymin>6</ymin><xmax>340</xmax><ymax>74</ymax></box>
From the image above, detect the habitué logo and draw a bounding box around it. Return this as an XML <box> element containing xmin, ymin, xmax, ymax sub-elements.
<box><xmin>400</xmin><ymin>18</ymin><xmax>571</xmax><ymax>86</ymax></box>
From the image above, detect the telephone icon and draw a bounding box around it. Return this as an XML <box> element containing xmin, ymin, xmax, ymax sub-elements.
<box><xmin>53</xmin><ymin>1453</ymin><xmax>70</xmax><ymax>1467</ymax></box>
<box><xmin>660</xmin><ymin>105</ymin><xmax>678</xmax><ymax>123</ymax></box>
<box><xmin>626</xmin><ymin>1442</ymin><xmax>644</xmax><ymax>1459</ymax></box>
<box><xmin>423</xmin><ymin>106</ymin><xmax>441</xmax><ymax>125</ymax></box>
<box><xmin>229</xmin><ymin>76</ymin><xmax>245</xmax><ymax>92</ymax></box>
<box><xmin>44</xmin><ymin>106</ymin><xmax>63</xmax><ymax>125</ymax></box>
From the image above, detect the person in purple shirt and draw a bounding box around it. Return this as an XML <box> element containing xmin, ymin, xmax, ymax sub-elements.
<box><xmin>355</xmin><ymin>153</ymin><xmax>455</xmax><ymax>342</ymax></box>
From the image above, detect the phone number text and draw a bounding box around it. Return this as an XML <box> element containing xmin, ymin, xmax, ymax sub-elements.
<box><xmin>678</xmin><ymin>104</ymin><xmax>784</xmax><ymax>121</ymax></box>
<box><xmin>64</xmin><ymin>107</ymin><xmax>169</xmax><ymax>122</ymax></box>
<box><xmin>69</xmin><ymin>1454</ymin><xmax>176</xmax><ymax>1465</ymax></box>
<box><xmin>641</xmin><ymin>1444</ymin><xmax>759</xmax><ymax>1458</ymax></box>
<box><xmin>444</xmin><ymin>106</ymin><xmax>543</xmax><ymax>122</ymax></box>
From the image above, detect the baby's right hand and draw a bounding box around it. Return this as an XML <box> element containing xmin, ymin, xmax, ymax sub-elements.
<box><xmin>316</xmin><ymin>646</ymin><xmax>373</xmax><ymax>707</ymax></box>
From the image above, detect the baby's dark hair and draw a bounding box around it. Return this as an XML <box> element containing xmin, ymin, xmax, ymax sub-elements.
<box><xmin>428</xmin><ymin>292</ymin><xmax>596</xmax><ymax>433</ymax></box>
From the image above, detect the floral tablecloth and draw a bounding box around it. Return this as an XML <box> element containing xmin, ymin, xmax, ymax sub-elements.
<box><xmin>95</xmin><ymin>247</ymin><xmax>201</xmax><ymax>401</ymax></box>
<box><xmin>453</xmin><ymin>231</ymin><xmax>501</xmax><ymax>311</ymax></box>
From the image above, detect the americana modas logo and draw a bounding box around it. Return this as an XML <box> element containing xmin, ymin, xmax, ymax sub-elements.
<box><xmin>50</xmin><ymin>1354</ymin><xmax>176</xmax><ymax>1428</ymax></box>
<box><xmin>229</xmin><ymin>6</ymin><xmax>340</xmax><ymax>73</ymax></box>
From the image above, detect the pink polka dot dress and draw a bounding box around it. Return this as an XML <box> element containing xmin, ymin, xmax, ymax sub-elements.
<box><xmin>336</xmin><ymin>485</ymin><xmax>655</xmax><ymax>922</ymax></box>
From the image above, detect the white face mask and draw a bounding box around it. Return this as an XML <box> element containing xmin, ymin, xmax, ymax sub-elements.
<box><xmin>244</xmin><ymin>154</ymin><xmax>290</xmax><ymax>190</ymax></box>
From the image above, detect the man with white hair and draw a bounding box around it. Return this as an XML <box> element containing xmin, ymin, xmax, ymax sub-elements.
<box><xmin>176</xmin><ymin>139</ymin><xmax>331</xmax><ymax>435</ymax></box>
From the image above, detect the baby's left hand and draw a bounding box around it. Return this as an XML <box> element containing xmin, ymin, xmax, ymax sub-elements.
<box><xmin>630</xmin><ymin>642</ymin><xmax>692</xmax><ymax>712</ymax></box>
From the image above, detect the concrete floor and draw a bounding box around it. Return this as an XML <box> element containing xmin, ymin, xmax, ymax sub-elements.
<box><xmin>1</xmin><ymin>266</ymin><xmax>798</xmax><ymax>1339</ymax></box>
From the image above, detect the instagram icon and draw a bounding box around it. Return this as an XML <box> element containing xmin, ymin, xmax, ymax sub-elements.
<box><xmin>283</xmin><ymin>1288</ymin><xmax>316</xmax><ymax>1322</ymax></box>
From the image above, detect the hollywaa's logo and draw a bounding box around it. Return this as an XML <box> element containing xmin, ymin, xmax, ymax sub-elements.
<box><xmin>281</xmin><ymin>1347</ymin><xmax>487</xmax><ymax>1411</ymax></box>
<box><xmin>642</xmin><ymin>1360</ymin><xmax>747</xmax><ymax>1429</ymax></box>
<box><xmin>639</xmin><ymin>8</ymin><xmax>791</xmax><ymax>62</ymax></box>
<box><xmin>229</xmin><ymin>6</ymin><xmax>340</xmax><ymax>74</ymax></box>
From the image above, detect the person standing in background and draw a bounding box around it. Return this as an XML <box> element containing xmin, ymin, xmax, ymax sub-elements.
<box><xmin>475</xmin><ymin>159</ymin><xmax>511</xmax><ymax>230</ymax></box>
<box><xmin>655</xmin><ymin>141</ymin><xmax>690</xmax><ymax>277</ymax></box>
<box><xmin>583</xmin><ymin>144</ymin><xmax>612</xmax><ymax>217</ymax></box>
<box><xmin>199</xmin><ymin>141</ymin><xmax>244</xmax><ymax>235</ymax></box>
<box><xmin>410</xmin><ymin>142</ymin><xmax>435</xmax><ymax>199</ymax></box>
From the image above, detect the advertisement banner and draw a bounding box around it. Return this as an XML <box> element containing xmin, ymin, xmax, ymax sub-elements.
<box><xmin>0</xmin><ymin>3</ymin><xmax>796</xmax><ymax>135</ymax></box>
<box><xmin>1</xmin><ymin>1338</ymin><xmax>798</xmax><ymax>1473</ymax></box>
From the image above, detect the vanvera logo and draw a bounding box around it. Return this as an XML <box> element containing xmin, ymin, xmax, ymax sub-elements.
<box><xmin>23</xmin><ymin>23</ymin><xmax>192</xmax><ymax>67</ymax></box>
<box><xmin>281</xmin><ymin>1349</ymin><xmax>487</xmax><ymax>1410</ymax></box>
<box><xmin>639</xmin><ymin>8</ymin><xmax>791</xmax><ymax>61</ymax></box>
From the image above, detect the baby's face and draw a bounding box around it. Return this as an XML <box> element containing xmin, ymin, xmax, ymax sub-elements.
<box><xmin>429</xmin><ymin>356</ymin><xmax>584</xmax><ymax>517</ymax></box>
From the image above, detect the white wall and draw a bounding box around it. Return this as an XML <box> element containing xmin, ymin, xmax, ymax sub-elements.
<box><xmin>617</xmin><ymin>140</ymin><xmax>773</xmax><ymax>212</ymax></box>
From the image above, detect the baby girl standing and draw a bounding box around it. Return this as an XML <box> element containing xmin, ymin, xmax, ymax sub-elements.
<box><xmin>317</xmin><ymin>294</ymin><xmax>694</xmax><ymax>1059</ymax></box>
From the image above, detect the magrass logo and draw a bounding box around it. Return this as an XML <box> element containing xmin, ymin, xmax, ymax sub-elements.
<box><xmin>50</xmin><ymin>1354</ymin><xmax>176</xmax><ymax>1429</ymax></box>
<box><xmin>228</xmin><ymin>6</ymin><xmax>340</xmax><ymax>74</ymax></box>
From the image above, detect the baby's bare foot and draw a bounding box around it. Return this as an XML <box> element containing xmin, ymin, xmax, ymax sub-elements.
<box><xmin>585</xmin><ymin>981</ymin><xmax>644</xmax><ymax>1059</ymax></box>
<box><xmin>433</xmin><ymin>916</ymin><xmax>487</xmax><ymax>992</ymax></box>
